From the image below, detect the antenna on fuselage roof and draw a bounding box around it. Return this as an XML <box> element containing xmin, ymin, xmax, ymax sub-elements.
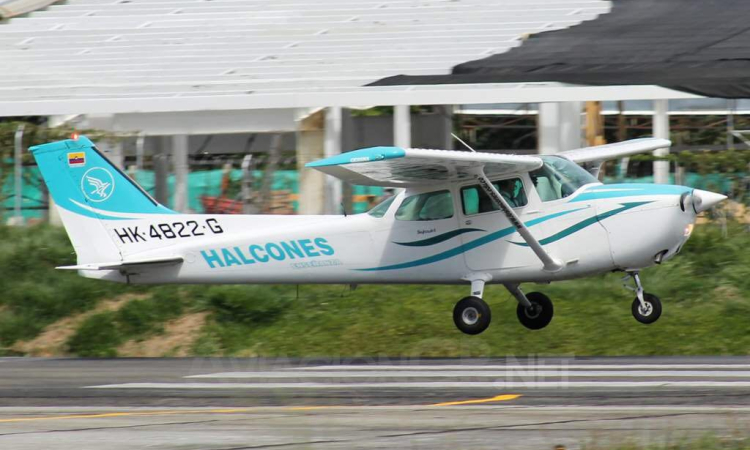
<box><xmin>451</xmin><ymin>133</ymin><xmax>476</xmax><ymax>153</ymax></box>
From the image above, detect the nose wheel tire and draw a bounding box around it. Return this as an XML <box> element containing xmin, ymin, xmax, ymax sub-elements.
<box><xmin>516</xmin><ymin>292</ymin><xmax>554</xmax><ymax>330</ymax></box>
<box><xmin>453</xmin><ymin>296</ymin><xmax>491</xmax><ymax>335</ymax></box>
<box><xmin>632</xmin><ymin>293</ymin><xmax>662</xmax><ymax>324</ymax></box>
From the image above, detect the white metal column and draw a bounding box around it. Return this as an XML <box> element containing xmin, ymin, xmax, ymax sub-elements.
<box><xmin>46</xmin><ymin>116</ymin><xmax>66</xmax><ymax>226</ymax></box>
<box><xmin>653</xmin><ymin>99</ymin><xmax>670</xmax><ymax>184</ymax></box>
<box><xmin>98</xmin><ymin>139</ymin><xmax>124</xmax><ymax>169</ymax></box>
<box><xmin>440</xmin><ymin>105</ymin><xmax>454</xmax><ymax>150</ymax></box>
<box><xmin>538</xmin><ymin>103</ymin><xmax>560</xmax><ymax>155</ymax></box>
<box><xmin>538</xmin><ymin>102</ymin><xmax>582</xmax><ymax>155</ymax></box>
<box><xmin>153</xmin><ymin>136</ymin><xmax>169</xmax><ymax>206</ymax></box>
<box><xmin>12</xmin><ymin>125</ymin><xmax>24</xmax><ymax>226</ymax></box>
<box><xmin>394</xmin><ymin>105</ymin><xmax>411</xmax><ymax>148</ymax></box>
<box><xmin>135</xmin><ymin>132</ymin><xmax>146</xmax><ymax>171</ymax></box>
<box><xmin>296</xmin><ymin>110</ymin><xmax>326</xmax><ymax>215</ymax></box>
<box><xmin>172</xmin><ymin>135</ymin><xmax>189</xmax><ymax>212</ymax></box>
<box><xmin>324</xmin><ymin>106</ymin><xmax>342</xmax><ymax>214</ymax></box>
<box><xmin>559</xmin><ymin>101</ymin><xmax>583</xmax><ymax>151</ymax></box>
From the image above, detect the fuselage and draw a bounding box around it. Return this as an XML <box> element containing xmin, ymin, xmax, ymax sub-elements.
<box><xmin>87</xmin><ymin>179</ymin><xmax>700</xmax><ymax>286</ymax></box>
<box><xmin>32</xmin><ymin>135</ymin><xmax>727</xmax><ymax>332</ymax></box>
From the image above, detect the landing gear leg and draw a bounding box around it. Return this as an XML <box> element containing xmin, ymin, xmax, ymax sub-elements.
<box><xmin>453</xmin><ymin>278</ymin><xmax>491</xmax><ymax>335</ymax></box>
<box><xmin>506</xmin><ymin>284</ymin><xmax>554</xmax><ymax>330</ymax></box>
<box><xmin>624</xmin><ymin>272</ymin><xmax>662</xmax><ymax>324</ymax></box>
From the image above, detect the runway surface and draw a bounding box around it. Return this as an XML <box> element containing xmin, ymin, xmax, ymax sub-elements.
<box><xmin>1</xmin><ymin>357</ymin><xmax>750</xmax><ymax>449</ymax></box>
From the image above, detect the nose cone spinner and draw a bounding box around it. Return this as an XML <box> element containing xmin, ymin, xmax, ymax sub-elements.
<box><xmin>692</xmin><ymin>189</ymin><xmax>728</xmax><ymax>213</ymax></box>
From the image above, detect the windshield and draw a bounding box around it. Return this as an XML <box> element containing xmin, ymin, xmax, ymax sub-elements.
<box><xmin>367</xmin><ymin>195</ymin><xmax>395</xmax><ymax>218</ymax></box>
<box><xmin>530</xmin><ymin>156</ymin><xmax>599</xmax><ymax>201</ymax></box>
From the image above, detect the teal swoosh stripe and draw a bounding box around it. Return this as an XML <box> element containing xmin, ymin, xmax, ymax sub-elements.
<box><xmin>569</xmin><ymin>184</ymin><xmax>691</xmax><ymax>203</ymax></box>
<box><xmin>512</xmin><ymin>201</ymin><xmax>652</xmax><ymax>247</ymax></box>
<box><xmin>357</xmin><ymin>207</ymin><xmax>588</xmax><ymax>272</ymax></box>
<box><xmin>393</xmin><ymin>228</ymin><xmax>485</xmax><ymax>247</ymax></box>
<box><xmin>61</xmin><ymin>203</ymin><xmax>130</xmax><ymax>221</ymax></box>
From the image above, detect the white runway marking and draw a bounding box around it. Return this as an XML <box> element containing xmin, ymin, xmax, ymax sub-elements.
<box><xmin>89</xmin><ymin>381</ymin><xmax>750</xmax><ymax>389</ymax></box>
<box><xmin>187</xmin><ymin>370</ymin><xmax>750</xmax><ymax>379</ymax></box>
<box><xmin>85</xmin><ymin>362</ymin><xmax>750</xmax><ymax>390</ymax></box>
<box><xmin>290</xmin><ymin>364</ymin><xmax>750</xmax><ymax>371</ymax></box>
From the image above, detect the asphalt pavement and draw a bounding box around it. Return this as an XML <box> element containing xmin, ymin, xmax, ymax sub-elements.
<box><xmin>1</xmin><ymin>357</ymin><xmax>749</xmax><ymax>449</ymax></box>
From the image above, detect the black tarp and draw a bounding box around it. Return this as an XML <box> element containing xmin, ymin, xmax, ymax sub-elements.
<box><xmin>371</xmin><ymin>0</ymin><xmax>750</xmax><ymax>98</ymax></box>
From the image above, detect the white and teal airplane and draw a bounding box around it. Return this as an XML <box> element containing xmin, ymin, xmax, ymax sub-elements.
<box><xmin>30</xmin><ymin>135</ymin><xmax>726</xmax><ymax>335</ymax></box>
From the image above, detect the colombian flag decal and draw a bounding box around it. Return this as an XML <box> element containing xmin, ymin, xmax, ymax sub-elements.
<box><xmin>67</xmin><ymin>152</ymin><xmax>85</xmax><ymax>167</ymax></box>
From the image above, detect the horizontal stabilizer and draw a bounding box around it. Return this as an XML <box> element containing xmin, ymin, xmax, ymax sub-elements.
<box><xmin>57</xmin><ymin>256</ymin><xmax>183</xmax><ymax>271</ymax></box>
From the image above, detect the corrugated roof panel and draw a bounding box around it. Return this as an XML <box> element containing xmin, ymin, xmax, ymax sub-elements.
<box><xmin>0</xmin><ymin>0</ymin><xmax>612</xmax><ymax>115</ymax></box>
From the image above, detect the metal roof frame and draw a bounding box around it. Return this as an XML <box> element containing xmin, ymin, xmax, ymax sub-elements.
<box><xmin>1</xmin><ymin>83</ymin><xmax>699</xmax><ymax>116</ymax></box>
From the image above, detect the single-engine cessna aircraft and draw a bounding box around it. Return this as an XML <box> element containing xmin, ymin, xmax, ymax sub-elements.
<box><xmin>30</xmin><ymin>136</ymin><xmax>726</xmax><ymax>334</ymax></box>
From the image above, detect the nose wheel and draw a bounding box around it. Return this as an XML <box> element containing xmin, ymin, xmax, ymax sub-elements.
<box><xmin>625</xmin><ymin>272</ymin><xmax>662</xmax><ymax>324</ymax></box>
<box><xmin>631</xmin><ymin>293</ymin><xmax>662</xmax><ymax>324</ymax></box>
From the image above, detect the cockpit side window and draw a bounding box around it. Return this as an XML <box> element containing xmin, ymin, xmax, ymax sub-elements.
<box><xmin>395</xmin><ymin>190</ymin><xmax>454</xmax><ymax>221</ymax></box>
<box><xmin>530</xmin><ymin>156</ymin><xmax>599</xmax><ymax>201</ymax></box>
<box><xmin>461</xmin><ymin>177</ymin><xmax>527</xmax><ymax>215</ymax></box>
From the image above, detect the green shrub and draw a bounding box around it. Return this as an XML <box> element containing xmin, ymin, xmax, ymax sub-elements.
<box><xmin>204</xmin><ymin>285</ymin><xmax>291</xmax><ymax>325</ymax></box>
<box><xmin>66</xmin><ymin>312</ymin><xmax>122</xmax><ymax>357</ymax></box>
<box><xmin>0</xmin><ymin>311</ymin><xmax>42</xmax><ymax>346</ymax></box>
<box><xmin>64</xmin><ymin>290</ymin><xmax>188</xmax><ymax>356</ymax></box>
<box><xmin>116</xmin><ymin>294</ymin><xmax>183</xmax><ymax>337</ymax></box>
<box><xmin>583</xmin><ymin>434</ymin><xmax>750</xmax><ymax>450</ymax></box>
<box><xmin>0</xmin><ymin>223</ymin><xmax>143</xmax><ymax>349</ymax></box>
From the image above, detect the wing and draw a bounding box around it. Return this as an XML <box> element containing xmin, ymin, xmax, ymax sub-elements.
<box><xmin>557</xmin><ymin>138</ymin><xmax>671</xmax><ymax>164</ymax></box>
<box><xmin>305</xmin><ymin>146</ymin><xmax>543</xmax><ymax>187</ymax></box>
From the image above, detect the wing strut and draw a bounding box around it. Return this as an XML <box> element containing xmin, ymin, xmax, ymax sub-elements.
<box><xmin>472</xmin><ymin>169</ymin><xmax>563</xmax><ymax>272</ymax></box>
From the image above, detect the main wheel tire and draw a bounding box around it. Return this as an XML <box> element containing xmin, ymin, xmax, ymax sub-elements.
<box><xmin>516</xmin><ymin>292</ymin><xmax>554</xmax><ymax>330</ymax></box>
<box><xmin>632</xmin><ymin>293</ymin><xmax>662</xmax><ymax>324</ymax></box>
<box><xmin>453</xmin><ymin>296</ymin><xmax>491</xmax><ymax>335</ymax></box>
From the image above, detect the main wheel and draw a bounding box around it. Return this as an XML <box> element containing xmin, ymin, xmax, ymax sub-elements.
<box><xmin>516</xmin><ymin>292</ymin><xmax>554</xmax><ymax>330</ymax></box>
<box><xmin>632</xmin><ymin>293</ymin><xmax>662</xmax><ymax>324</ymax></box>
<box><xmin>453</xmin><ymin>296</ymin><xmax>491</xmax><ymax>335</ymax></box>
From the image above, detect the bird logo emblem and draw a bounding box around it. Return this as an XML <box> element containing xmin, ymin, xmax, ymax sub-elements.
<box><xmin>86</xmin><ymin>176</ymin><xmax>111</xmax><ymax>198</ymax></box>
<box><xmin>80</xmin><ymin>167</ymin><xmax>115</xmax><ymax>203</ymax></box>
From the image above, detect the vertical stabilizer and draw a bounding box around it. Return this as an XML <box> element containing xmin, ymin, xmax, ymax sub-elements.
<box><xmin>30</xmin><ymin>136</ymin><xmax>176</xmax><ymax>264</ymax></box>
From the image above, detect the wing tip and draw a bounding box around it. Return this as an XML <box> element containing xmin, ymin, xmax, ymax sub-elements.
<box><xmin>306</xmin><ymin>146</ymin><xmax>406</xmax><ymax>168</ymax></box>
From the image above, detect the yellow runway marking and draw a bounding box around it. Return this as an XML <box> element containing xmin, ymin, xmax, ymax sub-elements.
<box><xmin>286</xmin><ymin>406</ymin><xmax>336</xmax><ymax>411</ymax></box>
<box><xmin>0</xmin><ymin>395</ymin><xmax>522</xmax><ymax>423</ymax></box>
<box><xmin>430</xmin><ymin>394</ymin><xmax>521</xmax><ymax>407</ymax></box>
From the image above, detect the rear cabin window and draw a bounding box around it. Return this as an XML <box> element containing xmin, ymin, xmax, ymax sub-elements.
<box><xmin>461</xmin><ymin>178</ymin><xmax>528</xmax><ymax>215</ymax></box>
<box><xmin>395</xmin><ymin>190</ymin><xmax>454</xmax><ymax>221</ymax></box>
